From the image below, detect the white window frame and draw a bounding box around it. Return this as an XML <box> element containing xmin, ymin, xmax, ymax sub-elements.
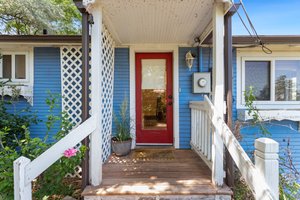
<box><xmin>0</xmin><ymin>50</ymin><xmax>33</xmax><ymax>85</ymax></box>
<box><xmin>237</xmin><ymin>50</ymin><xmax>300</xmax><ymax>110</ymax></box>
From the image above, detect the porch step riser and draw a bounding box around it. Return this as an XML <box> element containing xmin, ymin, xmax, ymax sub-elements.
<box><xmin>84</xmin><ymin>195</ymin><xmax>231</xmax><ymax>200</ymax></box>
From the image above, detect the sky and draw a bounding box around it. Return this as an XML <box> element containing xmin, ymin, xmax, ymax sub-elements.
<box><xmin>232</xmin><ymin>0</ymin><xmax>300</xmax><ymax>35</ymax></box>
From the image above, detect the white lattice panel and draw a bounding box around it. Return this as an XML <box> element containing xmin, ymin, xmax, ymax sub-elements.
<box><xmin>61</xmin><ymin>47</ymin><xmax>83</xmax><ymax>127</ymax></box>
<box><xmin>61</xmin><ymin>25</ymin><xmax>115</xmax><ymax>179</ymax></box>
<box><xmin>65</xmin><ymin>165</ymin><xmax>82</xmax><ymax>178</ymax></box>
<box><xmin>100</xmin><ymin>27</ymin><xmax>115</xmax><ymax>161</ymax></box>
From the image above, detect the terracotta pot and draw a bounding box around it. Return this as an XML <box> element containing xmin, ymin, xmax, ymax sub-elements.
<box><xmin>111</xmin><ymin>138</ymin><xmax>132</xmax><ymax>156</ymax></box>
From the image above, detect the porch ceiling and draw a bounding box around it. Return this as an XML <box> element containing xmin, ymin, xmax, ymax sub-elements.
<box><xmin>99</xmin><ymin>0</ymin><xmax>215</xmax><ymax>45</ymax></box>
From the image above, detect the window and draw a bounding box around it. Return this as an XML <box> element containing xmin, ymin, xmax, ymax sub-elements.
<box><xmin>0</xmin><ymin>50</ymin><xmax>33</xmax><ymax>105</ymax></box>
<box><xmin>245</xmin><ymin>61</ymin><xmax>270</xmax><ymax>100</ymax></box>
<box><xmin>0</xmin><ymin>53</ymin><xmax>28</xmax><ymax>81</ymax></box>
<box><xmin>275</xmin><ymin>60</ymin><xmax>300</xmax><ymax>101</ymax></box>
<box><xmin>238</xmin><ymin>54</ymin><xmax>300</xmax><ymax>109</ymax></box>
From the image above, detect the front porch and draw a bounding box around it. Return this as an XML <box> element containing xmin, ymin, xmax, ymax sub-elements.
<box><xmin>13</xmin><ymin>0</ymin><xmax>280</xmax><ymax>199</ymax></box>
<box><xmin>82</xmin><ymin>148</ymin><xmax>232</xmax><ymax>199</ymax></box>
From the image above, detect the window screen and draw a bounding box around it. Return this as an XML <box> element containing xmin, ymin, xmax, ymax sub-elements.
<box><xmin>245</xmin><ymin>61</ymin><xmax>270</xmax><ymax>100</ymax></box>
<box><xmin>2</xmin><ymin>55</ymin><xmax>12</xmax><ymax>79</ymax></box>
<box><xmin>15</xmin><ymin>55</ymin><xmax>26</xmax><ymax>79</ymax></box>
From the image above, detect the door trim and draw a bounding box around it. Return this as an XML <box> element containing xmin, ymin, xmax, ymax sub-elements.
<box><xmin>129</xmin><ymin>45</ymin><xmax>179</xmax><ymax>148</ymax></box>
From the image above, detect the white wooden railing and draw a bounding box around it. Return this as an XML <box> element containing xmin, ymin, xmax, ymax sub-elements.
<box><xmin>190</xmin><ymin>96</ymin><xmax>279</xmax><ymax>200</ymax></box>
<box><xmin>14</xmin><ymin>115</ymin><xmax>97</xmax><ymax>200</ymax></box>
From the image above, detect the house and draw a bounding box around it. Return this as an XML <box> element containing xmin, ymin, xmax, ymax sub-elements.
<box><xmin>4</xmin><ymin>0</ymin><xmax>299</xmax><ymax>199</ymax></box>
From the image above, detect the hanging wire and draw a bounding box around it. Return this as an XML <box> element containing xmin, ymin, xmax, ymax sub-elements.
<box><xmin>231</xmin><ymin>0</ymin><xmax>272</xmax><ymax>54</ymax></box>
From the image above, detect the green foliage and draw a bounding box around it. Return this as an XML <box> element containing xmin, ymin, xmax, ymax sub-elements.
<box><xmin>51</xmin><ymin>0</ymin><xmax>82</xmax><ymax>35</ymax></box>
<box><xmin>244</xmin><ymin>86</ymin><xmax>270</xmax><ymax>136</ymax></box>
<box><xmin>0</xmin><ymin>83</ymin><xmax>38</xmax><ymax>148</ymax></box>
<box><xmin>233</xmin><ymin>172</ymin><xmax>254</xmax><ymax>200</ymax></box>
<box><xmin>34</xmin><ymin>146</ymin><xmax>86</xmax><ymax>199</ymax></box>
<box><xmin>0</xmin><ymin>131</ymin><xmax>19</xmax><ymax>199</ymax></box>
<box><xmin>279</xmin><ymin>172</ymin><xmax>300</xmax><ymax>200</ymax></box>
<box><xmin>0</xmin><ymin>89</ymin><xmax>84</xmax><ymax>199</ymax></box>
<box><xmin>0</xmin><ymin>126</ymin><xmax>48</xmax><ymax>199</ymax></box>
<box><xmin>113</xmin><ymin>98</ymin><xmax>132</xmax><ymax>142</ymax></box>
<box><xmin>44</xmin><ymin>92</ymin><xmax>62</xmax><ymax>142</ymax></box>
<box><xmin>0</xmin><ymin>0</ymin><xmax>81</xmax><ymax>35</ymax></box>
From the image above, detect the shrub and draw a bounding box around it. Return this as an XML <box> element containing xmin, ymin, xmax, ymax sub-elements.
<box><xmin>113</xmin><ymin>98</ymin><xmax>132</xmax><ymax>141</ymax></box>
<box><xmin>0</xmin><ymin>86</ymin><xmax>84</xmax><ymax>199</ymax></box>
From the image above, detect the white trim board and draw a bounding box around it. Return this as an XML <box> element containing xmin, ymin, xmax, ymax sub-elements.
<box><xmin>129</xmin><ymin>44</ymin><xmax>180</xmax><ymax>149</ymax></box>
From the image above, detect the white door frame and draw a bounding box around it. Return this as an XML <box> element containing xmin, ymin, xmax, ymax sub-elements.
<box><xmin>129</xmin><ymin>44</ymin><xmax>179</xmax><ymax>149</ymax></box>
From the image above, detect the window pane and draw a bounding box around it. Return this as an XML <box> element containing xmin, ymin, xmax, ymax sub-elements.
<box><xmin>2</xmin><ymin>55</ymin><xmax>12</xmax><ymax>79</ymax></box>
<box><xmin>275</xmin><ymin>60</ymin><xmax>300</xmax><ymax>101</ymax></box>
<box><xmin>15</xmin><ymin>55</ymin><xmax>26</xmax><ymax>79</ymax></box>
<box><xmin>245</xmin><ymin>61</ymin><xmax>270</xmax><ymax>100</ymax></box>
<box><xmin>141</xmin><ymin>59</ymin><xmax>167</xmax><ymax>130</ymax></box>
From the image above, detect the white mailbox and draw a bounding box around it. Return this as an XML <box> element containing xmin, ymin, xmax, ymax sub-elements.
<box><xmin>193</xmin><ymin>72</ymin><xmax>211</xmax><ymax>93</ymax></box>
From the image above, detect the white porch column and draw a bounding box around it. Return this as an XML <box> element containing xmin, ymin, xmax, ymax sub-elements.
<box><xmin>212</xmin><ymin>1</ymin><xmax>225</xmax><ymax>186</ymax></box>
<box><xmin>89</xmin><ymin>2</ymin><xmax>103</xmax><ymax>186</ymax></box>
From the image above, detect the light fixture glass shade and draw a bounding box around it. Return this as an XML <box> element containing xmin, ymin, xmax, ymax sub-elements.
<box><xmin>185</xmin><ymin>51</ymin><xmax>195</xmax><ymax>70</ymax></box>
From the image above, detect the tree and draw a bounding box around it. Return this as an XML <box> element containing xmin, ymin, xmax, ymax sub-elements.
<box><xmin>0</xmin><ymin>0</ymin><xmax>81</xmax><ymax>35</ymax></box>
<box><xmin>50</xmin><ymin>0</ymin><xmax>81</xmax><ymax>35</ymax></box>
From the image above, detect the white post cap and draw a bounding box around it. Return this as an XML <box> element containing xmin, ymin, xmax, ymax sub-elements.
<box><xmin>255</xmin><ymin>138</ymin><xmax>279</xmax><ymax>153</ymax></box>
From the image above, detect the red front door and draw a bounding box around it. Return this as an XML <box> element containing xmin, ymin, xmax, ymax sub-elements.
<box><xmin>136</xmin><ymin>53</ymin><xmax>173</xmax><ymax>144</ymax></box>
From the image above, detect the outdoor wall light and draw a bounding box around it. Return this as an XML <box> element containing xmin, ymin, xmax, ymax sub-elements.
<box><xmin>185</xmin><ymin>51</ymin><xmax>195</xmax><ymax>71</ymax></box>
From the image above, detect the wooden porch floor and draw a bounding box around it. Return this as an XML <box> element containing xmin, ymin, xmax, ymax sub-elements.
<box><xmin>82</xmin><ymin>148</ymin><xmax>232</xmax><ymax>198</ymax></box>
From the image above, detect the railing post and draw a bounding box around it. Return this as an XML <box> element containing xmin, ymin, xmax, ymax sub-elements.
<box><xmin>255</xmin><ymin>138</ymin><xmax>279</xmax><ymax>200</ymax></box>
<box><xmin>14</xmin><ymin>156</ymin><xmax>31</xmax><ymax>200</ymax></box>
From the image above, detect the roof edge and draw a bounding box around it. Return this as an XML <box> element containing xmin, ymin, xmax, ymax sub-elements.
<box><xmin>1</xmin><ymin>35</ymin><xmax>300</xmax><ymax>45</ymax></box>
<box><xmin>0</xmin><ymin>35</ymin><xmax>82</xmax><ymax>43</ymax></box>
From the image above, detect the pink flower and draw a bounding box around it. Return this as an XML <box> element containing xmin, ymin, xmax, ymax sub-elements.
<box><xmin>63</xmin><ymin>148</ymin><xmax>78</xmax><ymax>158</ymax></box>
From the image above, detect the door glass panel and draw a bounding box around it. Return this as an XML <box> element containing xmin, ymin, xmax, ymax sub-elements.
<box><xmin>141</xmin><ymin>59</ymin><xmax>167</xmax><ymax>130</ymax></box>
<box><xmin>15</xmin><ymin>55</ymin><xmax>26</xmax><ymax>79</ymax></box>
<box><xmin>2</xmin><ymin>55</ymin><xmax>12</xmax><ymax>79</ymax></box>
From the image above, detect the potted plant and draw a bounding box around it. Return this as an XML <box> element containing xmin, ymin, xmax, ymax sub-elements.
<box><xmin>112</xmin><ymin>98</ymin><xmax>133</xmax><ymax>156</ymax></box>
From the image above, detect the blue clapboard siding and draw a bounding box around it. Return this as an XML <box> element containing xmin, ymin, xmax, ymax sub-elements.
<box><xmin>232</xmin><ymin>48</ymin><xmax>300</xmax><ymax>170</ymax></box>
<box><xmin>178</xmin><ymin>47</ymin><xmax>212</xmax><ymax>149</ymax></box>
<box><xmin>239</xmin><ymin>121</ymin><xmax>300</xmax><ymax>167</ymax></box>
<box><xmin>4</xmin><ymin>97</ymin><xmax>31</xmax><ymax>114</ymax></box>
<box><xmin>112</xmin><ymin>48</ymin><xmax>130</xmax><ymax>135</ymax></box>
<box><xmin>30</xmin><ymin>47</ymin><xmax>62</xmax><ymax>141</ymax></box>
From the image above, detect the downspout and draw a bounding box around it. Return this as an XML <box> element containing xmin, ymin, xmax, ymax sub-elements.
<box><xmin>224</xmin><ymin>5</ymin><xmax>237</xmax><ymax>189</ymax></box>
<box><xmin>81</xmin><ymin>11</ymin><xmax>90</xmax><ymax>190</ymax></box>
<box><xmin>73</xmin><ymin>0</ymin><xmax>90</xmax><ymax>189</ymax></box>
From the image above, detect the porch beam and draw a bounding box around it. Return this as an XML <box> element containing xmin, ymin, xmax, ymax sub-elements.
<box><xmin>199</xmin><ymin>21</ymin><xmax>212</xmax><ymax>45</ymax></box>
<box><xmin>212</xmin><ymin>1</ymin><xmax>225</xmax><ymax>187</ymax></box>
<box><xmin>89</xmin><ymin>3</ymin><xmax>103</xmax><ymax>186</ymax></box>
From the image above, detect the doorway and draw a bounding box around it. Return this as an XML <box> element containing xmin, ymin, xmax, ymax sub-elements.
<box><xmin>135</xmin><ymin>53</ymin><xmax>173</xmax><ymax>144</ymax></box>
